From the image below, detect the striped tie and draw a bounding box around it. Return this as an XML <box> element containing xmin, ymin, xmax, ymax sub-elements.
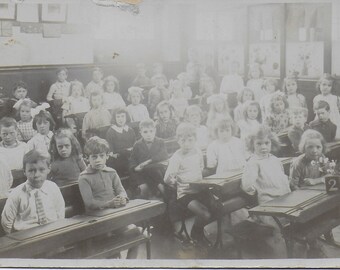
<box><xmin>35</xmin><ymin>190</ymin><xmax>48</xmax><ymax>225</ymax></box>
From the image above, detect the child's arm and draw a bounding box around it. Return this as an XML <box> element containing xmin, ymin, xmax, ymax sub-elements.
<box><xmin>164</xmin><ymin>154</ymin><xmax>180</xmax><ymax>186</ymax></box>
<box><xmin>77</xmin><ymin>156</ymin><xmax>86</xmax><ymax>172</ymax></box>
<box><xmin>1</xmin><ymin>195</ymin><xmax>19</xmax><ymax>234</ymax></box>
<box><xmin>129</xmin><ymin>144</ymin><xmax>139</xmax><ymax>171</ymax></box>
<box><xmin>206</xmin><ymin>143</ymin><xmax>217</xmax><ymax>171</ymax></box>
<box><xmin>111</xmin><ymin>173</ymin><xmax>128</xmax><ymax>199</ymax></box>
<box><xmin>52</xmin><ymin>183</ymin><xmax>65</xmax><ymax>219</ymax></box>
<box><xmin>46</xmin><ymin>85</ymin><xmax>56</xmax><ymax>101</ymax></box>
<box><xmin>241</xmin><ymin>160</ymin><xmax>258</xmax><ymax>196</ymax></box>
<box><xmin>289</xmin><ymin>160</ymin><xmax>303</xmax><ymax>190</ymax></box>
<box><xmin>82</xmin><ymin>113</ymin><xmax>90</xmax><ymax>139</ymax></box>
<box><xmin>304</xmin><ymin>177</ymin><xmax>324</xmax><ymax>186</ymax></box>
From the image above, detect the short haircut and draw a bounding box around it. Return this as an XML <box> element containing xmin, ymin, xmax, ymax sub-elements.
<box><xmin>0</xmin><ymin>117</ymin><xmax>17</xmax><ymax>131</ymax></box>
<box><xmin>314</xmin><ymin>100</ymin><xmax>330</xmax><ymax>111</ymax></box>
<box><xmin>139</xmin><ymin>119</ymin><xmax>156</xmax><ymax>130</ymax></box>
<box><xmin>127</xmin><ymin>86</ymin><xmax>144</xmax><ymax>102</ymax></box>
<box><xmin>111</xmin><ymin>107</ymin><xmax>131</xmax><ymax>125</ymax></box>
<box><xmin>176</xmin><ymin>122</ymin><xmax>196</xmax><ymax>139</ymax></box>
<box><xmin>316</xmin><ymin>73</ymin><xmax>335</xmax><ymax>92</ymax></box>
<box><xmin>103</xmin><ymin>75</ymin><xmax>120</xmax><ymax>92</ymax></box>
<box><xmin>12</xmin><ymin>81</ymin><xmax>28</xmax><ymax>92</ymax></box>
<box><xmin>270</xmin><ymin>93</ymin><xmax>289</xmax><ymax>111</ymax></box>
<box><xmin>298</xmin><ymin>129</ymin><xmax>327</xmax><ymax>154</ymax></box>
<box><xmin>212</xmin><ymin>118</ymin><xmax>236</xmax><ymax>139</ymax></box>
<box><xmin>32</xmin><ymin>110</ymin><xmax>55</xmax><ymax>131</ymax></box>
<box><xmin>184</xmin><ymin>105</ymin><xmax>202</xmax><ymax>122</ymax></box>
<box><xmin>290</xmin><ymin>107</ymin><xmax>308</xmax><ymax>119</ymax></box>
<box><xmin>243</xmin><ymin>101</ymin><xmax>262</xmax><ymax>122</ymax></box>
<box><xmin>89</xmin><ymin>90</ymin><xmax>103</xmax><ymax>108</ymax></box>
<box><xmin>57</xmin><ymin>67</ymin><xmax>68</xmax><ymax>75</ymax></box>
<box><xmin>247</xmin><ymin>125</ymin><xmax>281</xmax><ymax>153</ymax></box>
<box><xmin>23</xmin><ymin>149</ymin><xmax>51</xmax><ymax>170</ymax></box>
<box><xmin>70</xmin><ymin>80</ymin><xmax>85</xmax><ymax>96</ymax></box>
<box><xmin>84</xmin><ymin>136</ymin><xmax>110</xmax><ymax>155</ymax></box>
<box><xmin>237</xmin><ymin>87</ymin><xmax>255</xmax><ymax>103</ymax></box>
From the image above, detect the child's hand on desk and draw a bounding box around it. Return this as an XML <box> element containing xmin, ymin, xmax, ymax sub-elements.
<box><xmin>135</xmin><ymin>164</ymin><xmax>143</xmax><ymax>172</ymax></box>
<box><xmin>304</xmin><ymin>178</ymin><xmax>320</xmax><ymax>186</ymax></box>
<box><xmin>108</xmin><ymin>196</ymin><xmax>123</xmax><ymax>208</ymax></box>
<box><xmin>120</xmin><ymin>196</ymin><xmax>127</xmax><ymax>206</ymax></box>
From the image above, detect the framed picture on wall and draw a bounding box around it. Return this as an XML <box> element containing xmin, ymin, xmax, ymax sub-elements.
<box><xmin>249</xmin><ymin>43</ymin><xmax>280</xmax><ymax>77</ymax></box>
<box><xmin>41</xmin><ymin>4</ymin><xmax>67</xmax><ymax>22</ymax></box>
<box><xmin>0</xmin><ymin>3</ymin><xmax>15</xmax><ymax>20</ymax></box>
<box><xmin>218</xmin><ymin>44</ymin><xmax>244</xmax><ymax>76</ymax></box>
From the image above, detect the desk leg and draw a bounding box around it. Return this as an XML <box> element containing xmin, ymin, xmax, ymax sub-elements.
<box><xmin>213</xmin><ymin>217</ymin><xmax>223</xmax><ymax>249</ymax></box>
<box><xmin>273</xmin><ymin>216</ymin><xmax>293</xmax><ymax>258</ymax></box>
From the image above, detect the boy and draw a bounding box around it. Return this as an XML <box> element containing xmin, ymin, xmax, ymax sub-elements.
<box><xmin>309</xmin><ymin>100</ymin><xmax>337</xmax><ymax>142</ymax></box>
<box><xmin>1</xmin><ymin>150</ymin><xmax>65</xmax><ymax>234</ymax></box>
<box><xmin>129</xmin><ymin>119</ymin><xmax>168</xmax><ymax>199</ymax></box>
<box><xmin>288</xmin><ymin>107</ymin><xmax>310</xmax><ymax>151</ymax></box>
<box><xmin>78</xmin><ymin>136</ymin><xmax>140</xmax><ymax>259</ymax></box>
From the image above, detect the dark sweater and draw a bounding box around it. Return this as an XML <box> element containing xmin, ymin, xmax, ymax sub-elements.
<box><xmin>309</xmin><ymin>119</ymin><xmax>337</xmax><ymax>142</ymax></box>
<box><xmin>105</xmin><ymin>126</ymin><xmax>136</xmax><ymax>154</ymax></box>
<box><xmin>50</xmin><ymin>155</ymin><xmax>86</xmax><ymax>183</ymax></box>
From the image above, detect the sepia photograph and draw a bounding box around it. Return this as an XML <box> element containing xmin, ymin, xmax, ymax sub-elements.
<box><xmin>0</xmin><ymin>0</ymin><xmax>340</xmax><ymax>268</ymax></box>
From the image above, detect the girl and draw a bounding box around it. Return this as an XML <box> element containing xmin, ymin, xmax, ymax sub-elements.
<box><xmin>260</xmin><ymin>78</ymin><xmax>280</xmax><ymax>119</ymax></box>
<box><xmin>265</xmin><ymin>93</ymin><xmax>290</xmax><ymax>134</ymax></box>
<box><xmin>155</xmin><ymin>101</ymin><xmax>178</xmax><ymax>139</ymax></box>
<box><xmin>169</xmin><ymin>79</ymin><xmax>189</xmax><ymax>120</ymax></box>
<box><xmin>148</xmin><ymin>74</ymin><xmax>170</xmax><ymax>118</ymax></box>
<box><xmin>49</xmin><ymin>128</ymin><xmax>86</xmax><ymax>184</ymax></box>
<box><xmin>184</xmin><ymin>105</ymin><xmax>209</xmax><ymax>150</ymax></box>
<box><xmin>102</xmin><ymin>76</ymin><xmax>126</xmax><ymax>112</ymax></box>
<box><xmin>313</xmin><ymin>74</ymin><xmax>340</xmax><ymax>139</ymax></box>
<box><xmin>106</xmin><ymin>108</ymin><xmax>136</xmax><ymax>176</ymax></box>
<box><xmin>241</xmin><ymin>125</ymin><xmax>291</xmax><ymax>258</ymax></box>
<box><xmin>16</xmin><ymin>99</ymin><xmax>37</xmax><ymax>142</ymax></box>
<box><xmin>27</xmin><ymin>105</ymin><xmax>55</xmax><ymax>155</ymax></box>
<box><xmin>246</xmin><ymin>64</ymin><xmax>265</xmax><ymax>102</ymax></box>
<box><xmin>126</xmin><ymin>87</ymin><xmax>149</xmax><ymax>123</ymax></box>
<box><xmin>177</xmin><ymin>73</ymin><xmax>193</xmax><ymax>100</ymax></box>
<box><xmin>206</xmin><ymin>94</ymin><xmax>231</xmax><ymax>130</ymax></box>
<box><xmin>234</xmin><ymin>87</ymin><xmax>255</xmax><ymax>123</ymax></box>
<box><xmin>82</xmin><ymin>91</ymin><xmax>112</xmax><ymax>139</ymax></box>
<box><xmin>46</xmin><ymin>68</ymin><xmax>71</xmax><ymax>101</ymax></box>
<box><xmin>207</xmin><ymin>118</ymin><xmax>246</xmax><ymax>175</ymax></box>
<box><xmin>282</xmin><ymin>75</ymin><xmax>306</xmax><ymax>109</ymax></box>
<box><xmin>63</xmin><ymin>80</ymin><xmax>90</xmax><ymax>116</ymax></box>
<box><xmin>237</xmin><ymin>101</ymin><xmax>262</xmax><ymax>141</ymax></box>
<box><xmin>85</xmin><ymin>67</ymin><xmax>104</xmax><ymax>98</ymax></box>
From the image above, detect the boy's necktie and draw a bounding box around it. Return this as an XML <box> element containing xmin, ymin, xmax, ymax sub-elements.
<box><xmin>35</xmin><ymin>190</ymin><xmax>48</xmax><ymax>225</ymax></box>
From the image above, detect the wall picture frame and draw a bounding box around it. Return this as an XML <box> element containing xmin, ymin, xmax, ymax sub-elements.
<box><xmin>0</xmin><ymin>3</ymin><xmax>16</xmax><ymax>20</ymax></box>
<box><xmin>41</xmin><ymin>3</ymin><xmax>67</xmax><ymax>23</ymax></box>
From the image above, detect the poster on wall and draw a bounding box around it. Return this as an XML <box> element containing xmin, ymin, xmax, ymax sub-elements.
<box><xmin>217</xmin><ymin>44</ymin><xmax>244</xmax><ymax>76</ymax></box>
<box><xmin>249</xmin><ymin>43</ymin><xmax>280</xmax><ymax>77</ymax></box>
<box><xmin>286</xmin><ymin>42</ymin><xmax>323</xmax><ymax>78</ymax></box>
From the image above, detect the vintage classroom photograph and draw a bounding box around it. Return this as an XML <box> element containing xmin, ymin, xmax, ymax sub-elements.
<box><xmin>0</xmin><ymin>0</ymin><xmax>340</xmax><ymax>268</ymax></box>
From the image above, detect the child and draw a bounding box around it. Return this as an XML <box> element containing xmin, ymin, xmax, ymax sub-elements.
<box><xmin>282</xmin><ymin>75</ymin><xmax>306</xmax><ymax>109</ymax></box>
<box><xmin>152</xmin><ymin>62</ymin><xmax>168</xmax><ymax>86</ymax></box>
<box><xmin>49</xmin><ymin>128</ymin><xmax>86</xmax><ymax>184</ymax></box>
<box><xmin>102</xmin><ymin>76</ymin><xmax>126</xmax><ymax>112</ymax></box>
<box><xmin>207</xmin><ymin>118</ymin><xmax>246</xmax><ymax>175</ymax></box>
<box><xmin>131</xmin><ymin>63</ymin><xmax>151</xmax><ymax>88</ymax></box>
<box><xmin>260</xmin><ymin>78</ymin><xmax>280</xmax><ymax>119</ymax></box>
<box><xmin>184</xmin><ymin>105</ymin><xmax>209</xmax><ymax>150</ymax></box>
<box><xmin>309</xmin><ymin>100</ymin><xmax>337</xmax><ymax>143</ymax></box>
<box><xmin>265</xmin><ymin>92</ymin><xmax>290</xmax><ymax>134</ymax></box>
<box><xmin>237</xmin><ymin>101</ymin><xmax>262</xmax><ymax>141</ymax></box>
<box><xmin>241</xmin><ymin>125</ymin><xmax>291</xmax><ymax>258</ymax></box>
<box><xmin>234</xmin><ymin>87</ymin><xmax>255</xmax><ymax>123</ymax></box>
<box><xmin>177</xmin><ymin>73</ymin><xmax>193</xmax><ymax>100</ymax></box>
<box><xmin>164</xmin><ymin>123</ymin><xmax>218</xmax><ymax>246</ymax></box>
<box><xmin>288</xmin><ymin>107</ymin><xmax>310</xmax><ymax>151</ymax></box>
<box><xmin>46</xmin><ymin>68</ymin><xmax>71</xmax><ymax>101</ymax></box>
<box><xmin>78</xmin><ymin>136</ymin><xmax>140</xmax><ymax>259</ymax></box>
<box><xmin>246</xmin><ymin>64</ymin><xmax>265</xmax><ymax>102</ymax></box>
<box><xmin>106</xmin><ymin>108</ymin><xmax>136</xmax><ymax>176</ymax></box>
<box><xmin>126</xmin><ymin>87</ymin><xmax>149</xmax><ymax>123</ymax></box>
<box><xmin>169</xmin><ymin>79</ymin><xmax>189</xmax><ymax>120</ymax></box>
<box><xmin>220</xmin><ymin>60</ymin><xmax>244</xmax><ymax>110</ymax></box>
<box><xmin>0</xmin><ymin>156</ymin><xmax>13</xmax><ymax>198</ymax></box>
<box><xmin>62</xmin><ymin>80</ymin><xmax>90</xmax><ymax>116</ymax></box>
<box><xmin>206</xmin><ymin>94</ymin><xmax>230</xmax><ymax>131</ymax></box>
<box><xmin>0</xmin><ymin>117</ymin><xmax>29</xmax><ymax>173</ymax></box>
<box><xmin>1</xmin><ymin>150</ymin><xmax>65</xmax><ymax>234</ymax></box>
<box><xmin>85</xmin><ymin>67</ymin><xmax>104</xmax><ymax>98</ymax></box>
<box><xmin>129</xmin><ymin>119</ymin><xmax>168</xmax><ymax>199</ymax></box>
<box><xmin>16</xmin><ymin>99</ymin><xmax>37</xmax><ymax>142</ymax></box>
<box><xmin>82</xmin><ymin>91</ymin><xmax>112</xmax><ymax>139</ymax></box>
<box><xmin>313</xmin><ymin>73</ymin><xmax>340</xmax><ymax>139</ymax></box>
<box><xmin>28</xmin><ymin>108</ymin><xmax>55</xmax><ymax>155</ymax></box>
<box><xmin>155</xmin><ymin>101</ymin><xmax>178</xmax><ymax>139</ymax></box>
<box><xmin>199</xmin><ymin>76</ymin><xmax>216</xmax><ymax>114</ymax></box>
<box><xmin>148</xmin><ymin>74</ymin><xmax>170</xmax><ymax>117</ymax></box>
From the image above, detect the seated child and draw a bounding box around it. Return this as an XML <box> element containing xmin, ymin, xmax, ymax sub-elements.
<box><xmin>260</xmin><ymin>78</ymin><xmax>280</xmax><ymax>119</ymax></box>
<box><xmin>164</xmin><ymin>123</ymin><xmax>219</xmax><ymax>246</ymax></box>
<box><xmin>126</xmin><ymin>87</ymin><xmax>149</xmax><ymax>123</ymax></box>
<box><xmin>199</xmin><ymin>76</ymin><xmax>216</xmax><ymax>117</ymax></box>
<box><xmin>1</xmin><ymin>150</ymin><xmax>65</xmax><ymax>234</ymax></box>
<box><xmin>85</xmin><ymin>67</ymin><xmax>104</xmax><ymax>98</ymax></box>
<box><xmin>206</xmin><ymin>94</ymin><xmax>231</xmax><ymax>131</ymax></box>
<box><xmin>16</xmin><ymin>99</ymin><xmax>37</xmax><ymax>142</ymax></box>
<box><xmin>78</xmin><ymin>136</ymin><xmax>140</xmax><ymax>259</ymax></box>
<box><xmin>169</xmin><ymin>79</ymin><xmax>189</xmax><ymax>120</ymax></box>
<box><xmin>265</xmin><ymin>92</ymin><xmax>290</xmax><ymax>134</ymax></box>
<box><xmin>148</xmin><ymin>74</ymin><xmax>170</xmax><ymax>118</ymax></box>
<box><xmin>102</xmin><ymin>76</ymin><xmax>126</xmax><ymax>112</ymax></box>
<box><xmin>131</xmin><ymin>63</ymin><xmax>151</xmax><ymax>88</ymax></box>
<box><xmin>0</xmin><ymin>156</ymin><xmax>13</xmax><ymax>198</ymax></box>
<box><xmin>246</xmin><ymin>63</ymin><xmax>265</xmax><ymax>102</ymax></box>
<box><xmin>234</xmin><ymin>87</ymin><xmax>255</xmax><ymax>123</ymax></box>
<box><xmin>237</xmin><ymin>100</ymin><xmax>262</xmax><ymax>141</ymax></box>
<box><xmin>155</xmin><ymin>101</ymin><xmax>178</xmax><ymax>140</ymax></box>
<box><xmin>310</xmin><ymin>100</ymin><xmax>337</xmax><ymax>143</ymax></box>
<box><xmin>283</xmin><ymin>75</ymin><xmax>306</xmax><ymax>109</ymax></box>
<box><xmin>288</xmin><ymin>107</ymin><xmax>309</xmax><ymax>152</ymax></box>
<box><xmin>129</xmin><ymin>119</ymin><xmax>168</xmax><ymax>199</ymax></box>
<box><xmin>49</xmin><ymin>128</ymin><xmax>86</xmax><ymax>184</ymax></box>
<box><xmin>46</xmin><ymin>68</ymin><xmax>71</xmax><ymax>101</ymax></box>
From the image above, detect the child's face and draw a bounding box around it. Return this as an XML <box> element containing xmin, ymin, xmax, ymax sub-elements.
<box><xmin>251</xmin><ymin>68</ymin><xmax>260</xmax><ymax>79</ymax></box>
<box><xmin>116</xmin><ymin>113</ymin><xmax>126</xmax><ymax>127</ymax></box>
<box><xmin>178</xmin><ymin>136</ymin><xmax>196</xmax><ymax>154</ymax></box>
<box><xmin>56</xmin><ymin>137</ymin><xmax>72</xmax><ymax>159</ymax></box>
<box><xmin>265</xmin><ymin>82</ymin><xmax>276</xmax><ymax>94</ymax></box>
<box><xmin>88</xmin><ymin>152</ymin><xmax>108</xmax><ymax>170</ymax></box>
<box><xmin>218</xmin><ymin>126</ymin><xmax>232</xmax><ymax>142</ymax></box>
<box><xmin>158</xmin><ymin>106</ymin><xmax>171</xmax><ymax>122</ymax></box>
<box><xmin>319</xmin><ymin>79</ymin><xmax>332</xmax><ymax>95</ymax></box>
<box><xmin>57</xmin><ymin>71</ymin><xmax>67</xmax><ymax>82</ymax></box>
<box><xmin>0</xmin><ymin>126</ymin><xmax>17</xmax><ymax>146</ymax></box>
<box><xmin>91</xmin><ymin>95</ymin><xmax>102</xmax><ymax>108</ymax></box>
<box><xmin>130</xmin><ymin>93</ymin><xmax>141</xmax><ymax>105</ymax></box>
<box><xmin>291</xmin><ymin>113</ymin><xmax>306</xmax><ymax>128</ymax></box>
<box><xmin>25</xmin><ymin>160</ymin><xmax>50</xmax><ymax>189</ymax></box>
<box><xmin>71</xmin><ymin>85</ymin><xmax>82</xmax><ymax>98</ymax></box>
<box><xmin>20</xmin><ymin>105</ymin><xmax>32</xmax><ymax>122</ymax></box>
<box><xmin>243</xmin><ymin>91</ymin><xmax>253</xmax><ymax>102</ymax></box>
<box><xmin>14</xmin><ymin>87</ymin><xmax>27</xmax><ymax>99</ymax></box>
<box><xmin>105</xmin><ymin>81</ymin><xmax>115</xmax><ymax>93</ymax></box>
<box><xmin>187</xmin><ymin>111</ymin><xmax>201</xmax><ymax>127</ymax></box>
<box><xmin>273</xmin><ymin>99</ymin><xmax>285</xmax><ymax>113</ymax></box>
<box><xmin>315</xmin><ymin>108</ymin><xmax>330</xmax><ymax>122</ymax></box>
<box><xmin>215</xmin><ymin>100</ymin><xmax>225</xmax><ymax>113</ymax></box>
<box><xmin>140</xmin><ymin>127</ymin><xmax>156</xmax><ymax>143</ymax></box>
<box><xmin>304</xmin><ymin>138</ymin><xmax>323</xmax><ymax>160</ymax></box>
<box><xmin>247</xmin><ymin>105</ymin><xmax>259</xmax><ymax>120</ymax></box>
<box><xmin>285</xmin><ymin>80</ymin><xmax>297</xmax><ymax>95</ymax></box>
<box><xmin>93</xmin><ymin>71</ymin><xmax>103</xmax><ymax>83</ymax></box>
<box><xmin>254</xmin><ymin>136</ymin><xmax>272</xmax><ymax>157</ymax></box>
<box><xmin>36</xmin><ymin>120</ymin><xmax>50</xmax><ymax>135</ymax></box>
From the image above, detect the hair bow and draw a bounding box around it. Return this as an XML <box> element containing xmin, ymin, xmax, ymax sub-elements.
<box><xmin>13</xmin><ymin>98</ymin><xmax>31</xmax><ymax>111</ymax></box>
<box><xmin>31</xmin><ymin>103</ymin><xmax>50</xmax><ymax>118</ymax></box>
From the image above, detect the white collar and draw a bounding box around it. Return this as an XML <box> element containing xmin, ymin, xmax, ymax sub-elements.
<box><xmin>111</xmin><ymin>125</ymin><xmax>129</xmax><ymax>133</ymax></box>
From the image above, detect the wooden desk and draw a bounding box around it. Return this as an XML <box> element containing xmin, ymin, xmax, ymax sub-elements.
<box><xmin>0</xmin><ymin>199</ymin><xmax>166</xmax><ymax>258</ymax></box>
